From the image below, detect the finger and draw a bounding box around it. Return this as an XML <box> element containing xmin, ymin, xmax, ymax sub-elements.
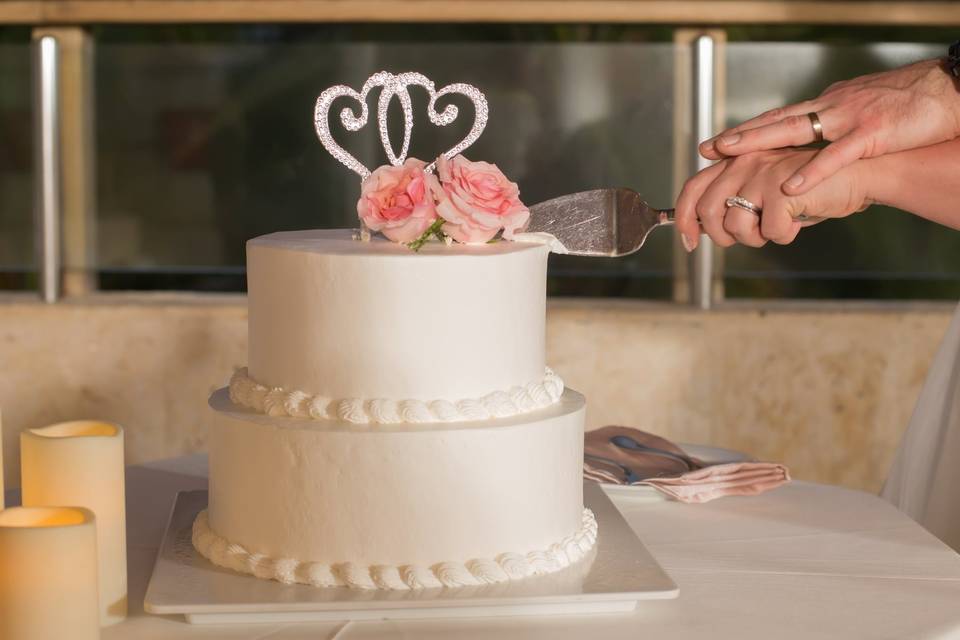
<box><xmin>675</xmin><ymin>161</ymin><xmax>725</xmax><ymax>252</ymax></box>
<box><xmin>781</xmin><ymin>189</ymin><xmax>843</xmax><ymax>228</ymax></box>
<box><xmin>699</xmin><ymin>100</ymin><xmax>819</xmax><ymax>159</ymax></box>
<box><xmin>782</xmin><ymin>133</ymin><xmax>867</xmax><ymax>195</ymax></box>
<box><xmin>760</xmin><ymin>195</ymin><xmax>803</xmax><ymax>245</ymax></box>
<box><xmin>723</xmin><ymin>206</ymin><xmax>765</xmax><ymax>247</ymax></box>
<box><xmin>695</xmin><ymin>165</ymin><xmax>746</xmax><ymax>248</ymax></box>
<box><xmin>722</xmin><ymin>188</ymin><xmax>766</xmax><ymax>248</ymax></box>
<box><xmin>713</xmin><ymin>110</ymin><xmax>835</xmax><ymax>157</ymax></box>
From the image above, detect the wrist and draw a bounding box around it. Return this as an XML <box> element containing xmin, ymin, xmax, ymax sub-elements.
<box><xmin>854</xmin><ymin>156</ymin><xmax>890</xmax><ymax>209</ymax></box>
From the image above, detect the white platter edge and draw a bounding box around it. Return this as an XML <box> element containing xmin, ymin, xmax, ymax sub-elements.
<box><xmin>183</xmin><ymin>600</ymin><xmax>643</xmax><ymax>625</ymax></box>
<box><xmin>144</xmin><ymin>482</ymin><xmax>677</xmax><ymax>624</ymax></box>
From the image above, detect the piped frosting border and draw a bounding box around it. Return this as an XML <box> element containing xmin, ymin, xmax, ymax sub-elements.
<box><xmin>228</xmin><ymin>367</ymin><xmax>565</xmax><ymax>425</ymax></box>
<box><xmin>193</xmin><ymin>508</ymin><xmax>597</xmax><ymax>590</ymax></box>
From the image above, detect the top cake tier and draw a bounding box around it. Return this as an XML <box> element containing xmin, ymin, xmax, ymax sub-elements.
<box><xmin>245</xmin><ymin>229</ymin><xmax>551</xmax><ymax>412</ymax></box>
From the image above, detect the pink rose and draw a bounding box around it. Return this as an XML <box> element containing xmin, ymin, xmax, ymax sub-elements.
<box><xmin>433</xmin><ymin>155</ymin><xmax>530</xmax><ymax>244</ymax></box>
<box><xmin>357</xmin><ymin>158</ymin><xmax>440</xmax><ymax>243</ymax></box>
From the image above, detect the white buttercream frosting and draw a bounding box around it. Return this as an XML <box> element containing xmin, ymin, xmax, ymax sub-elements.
<box><xmin>247</xmin><ymin>230</ymin><xmax>549</xmax><ymax>404</ymax></box>
<box><xmin>201</xmin><ymin>227</ymin><xmax>593</xmax><ymax>591</ymax></box>
<box><xmin>511</xmin><ymin>231</ymin><xmax>570</xmax><ymax>254</ymax></box>
<box><xmin>205</xmin><ymin>388</ymin><xmax>587</xmax><ymax>573</ymax></box>
<box><xmin>193</xmin><ymin>508</ymin><xmax>597</xmax><ymax>590</ymax></box>
<box><xmin>229</xmin><ymin>366</ymin><xmax>565</xmax><ymax>424</ymax></box>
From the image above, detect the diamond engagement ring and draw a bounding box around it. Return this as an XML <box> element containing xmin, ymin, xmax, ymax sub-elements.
<box><xmin>807</xmin><ymin>112</ymin><xmax>824</xmax><ymax>143</ymax></box>
<box><xmin>725</xmin><ymin>196</ymin><xmax>762</xmax><ymax>216</ymax></box>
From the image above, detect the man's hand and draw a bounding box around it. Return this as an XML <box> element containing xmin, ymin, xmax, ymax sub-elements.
<box><xmin>698</xmin><ymin>59</ymin><xmax>960</xmax><ymax>196</ymax></box>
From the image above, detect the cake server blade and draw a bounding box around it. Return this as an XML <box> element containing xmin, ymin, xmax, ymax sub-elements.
<box><xmin>525</xmin><ymin>188</ymin><xmax>675</xmax><ymax>257</ymax></box>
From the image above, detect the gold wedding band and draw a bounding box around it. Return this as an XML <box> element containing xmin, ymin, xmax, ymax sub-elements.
<box><xmin>807</xmin><ymin>112</ymin><xmax>824</xmax><ymax>143</ymax></box>
<box><xmin>725</xmin><ymin>196</ymin><xmax>762</xmax><ymax>217</ymax></box>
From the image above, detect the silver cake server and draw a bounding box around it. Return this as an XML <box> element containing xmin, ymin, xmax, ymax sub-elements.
<box><xmin>525</xmin><ymin>188</ymin><xmax>675</xmax><ymax>257</ymax></box>
<box><xmin>526</xmin><ymin>187</ymin><xmax>824</xmax><ymax>256</ymax></box>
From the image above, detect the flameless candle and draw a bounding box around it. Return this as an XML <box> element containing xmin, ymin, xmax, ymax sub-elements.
<box><xmin>21</xmin><ymin>421</ymin><xmax>127</xmax><ymax>625</ymax></box>
<box><xmin>0</xmin><ymin>506</ymin><xmax>100</xmax><ymax>640</ymax></box>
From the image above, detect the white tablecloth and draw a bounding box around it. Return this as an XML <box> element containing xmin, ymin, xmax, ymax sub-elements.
<box><xmin>95</xmin><ymin>454</ymin><xmax>960</xmax><ymax>639</ymax></box>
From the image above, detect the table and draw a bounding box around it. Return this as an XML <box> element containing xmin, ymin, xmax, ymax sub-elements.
<box><xmin>89</xmin><ymin>455</ymin><xmax>960</xmax><ymax>638</ymax></box>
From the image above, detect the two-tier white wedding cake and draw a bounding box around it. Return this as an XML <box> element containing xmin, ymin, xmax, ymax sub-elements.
<box><xmin>192</xmin><ymin>71</ymin><xmax>597</xmax><ymax>590</ymax></box>
<box><xmin>193</xmin><ymin>230</ymin><xmax>595</xmax><ymax>590</ymax></box>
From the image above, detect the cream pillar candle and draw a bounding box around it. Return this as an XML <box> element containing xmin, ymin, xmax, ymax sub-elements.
<box><xmin>21</xmin><ymin>421</ymin><xmax>127</xmax><ymax>625</ymax></box>
<box><xmin>0</xmin><ymin>506</ymin><xmax>100</xmax><ymax>640</ymax></box>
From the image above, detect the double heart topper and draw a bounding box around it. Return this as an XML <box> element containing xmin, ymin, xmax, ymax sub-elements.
<box><xmin>313</xmin><ymin>70</ymin><xmax>489</xmax><ymax>180</ymax></box>
<box><xmin>312</xmin><ymin>71</ymin><xmax>531</xmax><ymax>249</ymax></box>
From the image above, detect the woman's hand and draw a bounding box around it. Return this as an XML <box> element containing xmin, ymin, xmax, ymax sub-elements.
<box><xmin>699</xmin><ymin>59</ymin><xmax>960</xmax><ymax>196</ymax></box>
<box><xmin>675</xmin><ymin>148</ymin><xmax>871</xmax><ymax>251</ymax></box>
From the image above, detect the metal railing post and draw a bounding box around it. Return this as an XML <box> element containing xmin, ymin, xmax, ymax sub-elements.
<box><xmin>691</xmin><ymin>34</ymin><xmax>715</xmax><ymax>310</ymax></box>
<box><xmin>33</xmin><ymin>35</ymin><xmax>61</xmax><ymax>303</ymax></box>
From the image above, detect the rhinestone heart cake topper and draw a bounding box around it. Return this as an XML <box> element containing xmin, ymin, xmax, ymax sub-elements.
<box><xmin>313</xmin><ymin>71</ymin><xmax>489</xmax><ymax>180</ymax></box>
<box><xmin>312</xmin><ymin>71</ymin><xmax>529</xmax><ymax>250</ymax></box>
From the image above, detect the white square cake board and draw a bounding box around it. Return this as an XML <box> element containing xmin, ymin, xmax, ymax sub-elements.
<box><xmin>144</xmin><ymin>483</ymin><xmax>677</xmax><ymax>624</ymax></box>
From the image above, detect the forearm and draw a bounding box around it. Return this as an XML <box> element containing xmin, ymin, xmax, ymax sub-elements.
<box><xmin>862</xmin><ymin>138</ymin><xmax>960</xmax><ymax>229</ymax></box>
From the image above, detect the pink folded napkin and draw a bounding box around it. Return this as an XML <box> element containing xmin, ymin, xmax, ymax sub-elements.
<box><xmin>584</xmin><ymin>426</ymin><xmax>790</xmax><ymax>504</ymax></box>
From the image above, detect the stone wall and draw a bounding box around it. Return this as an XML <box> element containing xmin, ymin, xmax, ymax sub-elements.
<box><xmin>0</xmin><ymin>294</ymin><xmax>953</xmax><ymax>493</ymax></box>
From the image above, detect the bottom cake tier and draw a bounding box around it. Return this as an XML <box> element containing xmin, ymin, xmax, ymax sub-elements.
<box><xmin>196</xmin><ymin>388</ymin><xmax>595</xmax><ymax>590</ymax></box>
